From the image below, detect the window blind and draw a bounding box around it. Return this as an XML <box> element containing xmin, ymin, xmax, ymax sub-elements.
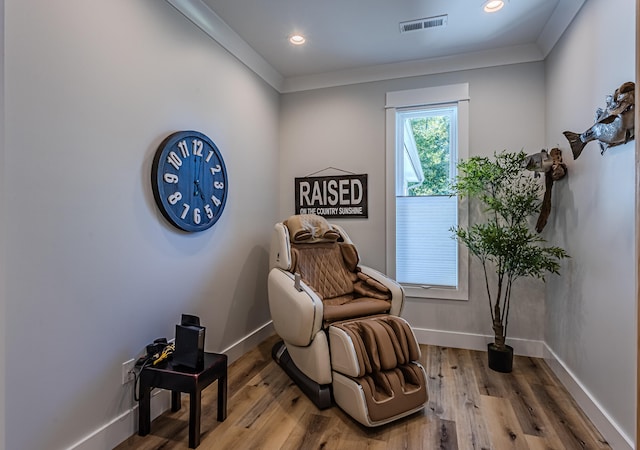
<box><xmin>396</xmin><ymin>195</ymin><xmax>458</xmax><ymax>286</ymax></box>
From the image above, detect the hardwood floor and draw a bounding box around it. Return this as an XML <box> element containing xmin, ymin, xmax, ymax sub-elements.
<box><xmin>115</xmin><ymin>334</ymin><xmax>611</xmax><ymax>449</ymax></box>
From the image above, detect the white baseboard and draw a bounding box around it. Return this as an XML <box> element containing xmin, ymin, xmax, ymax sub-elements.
<box><xmin>69</xmin><ymin>321</ymin><xmax>275</xmax><ymax>450</ymax></box>
<box><xmin>69</xmin><ymin>388</ymin><xmax>171</xmax><ymax>450</ymax></box>
<box><xmin>72</xmin><ymin>323</ymin><xmax>631</xmax><ymax>450</ymax></box>
<box><xmin>412</xmin><ymin>326</ymin><xmax>632</xmax><ymax>450</ymax></box>
<box><xmin>412</xmin><ymin>326</ymin><xmax>546</xmax><ymax>357</ymax></box>
<box><xmin>542</xmin><ymin>344</ymin><xmax>634</xmax><ymax>450</ymax></box>
<box><xmin>218</xmin><ymin>321</ymin><xmax>275</xmax><ymax>365</ymax></box>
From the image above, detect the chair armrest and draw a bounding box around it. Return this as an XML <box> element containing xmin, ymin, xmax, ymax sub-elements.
<box><xmin>267</xmin><ymin>269</ymin><xmax>324</xmax><ymax>346</ymax></box>
<box><xmin>358</xmin><ymin>265</ymin><xmax>405</xmax><ymax>316</ymax></box>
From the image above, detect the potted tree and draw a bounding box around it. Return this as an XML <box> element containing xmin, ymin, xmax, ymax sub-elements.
<box><xmin>450</xmin><ymin>150</ymin><xmax>568</xmax><ymax>372</ymax></box>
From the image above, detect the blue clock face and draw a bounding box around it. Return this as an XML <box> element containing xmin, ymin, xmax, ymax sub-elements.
<box><xmin>151</xmin><ymin>131</ymin><xmax>228</xmax><ymax>232</ymax></box>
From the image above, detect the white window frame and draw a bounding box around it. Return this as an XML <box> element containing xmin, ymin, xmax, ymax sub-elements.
<box><xmin>385</xmin><ymin>84</ymin><xmax>470</xmax><ymax>301</ymax></box>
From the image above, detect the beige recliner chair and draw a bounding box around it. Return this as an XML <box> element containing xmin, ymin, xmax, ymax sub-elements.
<box><xmin>268</xmin><ymin>214</ymin><xmax>427</xmax><ymax>426</ymax></box>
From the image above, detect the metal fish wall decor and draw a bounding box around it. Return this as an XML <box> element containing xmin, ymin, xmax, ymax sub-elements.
<box><xmin>563</xmin><ymin>81</ymin><xmax>635</xmax><ymax>159</ymax></box>
<box><xmin>523</xmin><ymin>149</ymin><xmax>553</xmax><ymax>177</ymax></box>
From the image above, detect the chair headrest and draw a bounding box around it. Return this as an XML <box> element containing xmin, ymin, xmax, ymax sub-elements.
<box><xmin>284</xmin><ymin>214</ymin><xmax>341</xmax><ymax>243</ymax></box>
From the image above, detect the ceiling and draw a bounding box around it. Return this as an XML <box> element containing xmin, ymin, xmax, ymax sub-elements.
<box><xmin>166</xmin><ymin>0</ymin><xmax>586</xmax><ymax>92</ymax></box>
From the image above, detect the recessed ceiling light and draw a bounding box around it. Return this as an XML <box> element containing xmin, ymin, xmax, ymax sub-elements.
<box><xmin>483</xmin><ymin>0</ymin><xmax>505</xmax><ymax>13</ymax></box>
<box><xmin>288</xmin><ymin>34</ymin><xmax>306</xmax><ymax>45</ymax></box>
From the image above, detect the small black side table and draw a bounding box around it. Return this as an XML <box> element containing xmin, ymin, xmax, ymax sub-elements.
<box><xmin>138</xmin><ymin>352</ymin><xmax>228</xmax><ymax>448</ymax></box>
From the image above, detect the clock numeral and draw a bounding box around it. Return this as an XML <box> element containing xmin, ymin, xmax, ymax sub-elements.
<box><xmin>205</xmin><ymin>150</ymin><xmax>214</xmax><ymax>163</ymax></box>
<box><xmin>163</xmin><ymin>173</ymin><xmax>179</xmax><ymax>184</ymax></box>
<box><xmin>211</xmin><ymin>195</ymin><xmax>221</xmax><ymax>207</ymax></box>
<box><xmin>204</xmin><ymin>204</ymin><xmax>213</xmax><ymax>219</ymax></box>
<box><xmin>177</xmin><ymin>140</ymin><xmax>190</xmax><ymax>158</ymax></box>
<box><xmin>214</xmin><ymin>181</ymin><xmax>224</xmax><ymax>189</ymax></box>
<box><xmin>210</xmin><ymin>165</ymin><xmax>222</xmax><ymax>175</ymax></box>
<box><xmin>167</xmin><ymin>151</ymin><xmax>182</xmax><ymax>171</ymax></box>
<box><xmin>180</xmin><ymin>203</ymin><xmax>190</xmax><ymax>219</ymax></box>
<box><xmin>192</xmin><ymin>139</ymin><xmax>203</xmax><ymax>157</ymax></box>
<box><xmin>168</xmin><ymin>191</ymin><xmax>182</xmax><ymax>205</ymax></box>
<box><xmin>193</xmin><ymin>208</ymin><xmax>201</xmax><ymax>224</ymax></box>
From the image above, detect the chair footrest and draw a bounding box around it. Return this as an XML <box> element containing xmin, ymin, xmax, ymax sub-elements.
<box><xmin>332</xmin><ymin>365</ymin><xmax>427</xmax><ymax>426</ymax></box>
<box><xmin>327</xmin><ymin>315</ymin><xmax>427</xmax><ymax>426</ymax></box>
<box><xmin>328</xmin><ymin>315</ymin><xmax>421</xmax><ymax>378</ymax></box>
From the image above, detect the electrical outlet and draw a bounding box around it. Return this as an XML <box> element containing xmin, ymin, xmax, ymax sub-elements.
<box><xmin>122</xmin><ymin>359</ymin><xmax>135</xmax><ymax>384</ymax></box>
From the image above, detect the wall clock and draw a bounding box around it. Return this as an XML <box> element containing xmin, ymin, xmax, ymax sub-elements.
<box><xmin>151</xmin><ymin>130</ymin><xmax>228</xmax><ymax>232</ymax></box>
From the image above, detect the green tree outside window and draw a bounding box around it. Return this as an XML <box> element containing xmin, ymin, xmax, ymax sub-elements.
<box><xmin>407</xmin><ymin>116</ymin><xmax>452</xmax><ymax>196</ymax></box>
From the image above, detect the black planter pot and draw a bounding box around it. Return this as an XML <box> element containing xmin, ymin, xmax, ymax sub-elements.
<box><xmin>487</xmin><ymin>343</ymin><xmax>514</xmax><ymax>373</ymax></box>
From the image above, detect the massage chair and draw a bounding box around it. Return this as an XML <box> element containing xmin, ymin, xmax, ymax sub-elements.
<box><xmin>267</xmin><ymin>214</ymin><xmax>427</xmax><ymax>426</ymax></box>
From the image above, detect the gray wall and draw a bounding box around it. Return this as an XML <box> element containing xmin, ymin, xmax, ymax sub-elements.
<box><xmin>280</xmin><ymin>2</ymin><xmax>637</xmax><ymax>439</ymax></box>
<box><xmin>544</xmin><ymin>0</ymin><xmax>636</xmax><ymax>440</ymax></box>
<box><xmin>4</xmin><ymin>1</ymin><xmax>279</xmax><ymax>449</ymax></box>
<box><xmin>0</xmin><ymin>0</ymin><xmax>5</xmax><ymax>447</ymax></box>
<box><xmin>280</xmin><ymin>62</ymin><xmax>549</xmax><ymax>343</ymax></box>
<box><xmin>2</xmin><ymin>0</ymin><xmax>636</xmax><ymax>447</ymax></box>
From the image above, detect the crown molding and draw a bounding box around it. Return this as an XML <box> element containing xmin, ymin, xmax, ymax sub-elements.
<box><xmin>281</xmin><ymin>44</ymin><xmax>544</xmax><ymax>93</ymax></box>
<box><xmin>165</xmin><ymin>0</ymin><xmax>585</xmax><ymax>94</ymax></box>
<box><xmin>537</xmin><ymin>0</ymin><xmax>586</xmax><ymax>56</ymax></box>
<box><xmin>165</xmin><ymin>0</ymin><xmax>284</xmax><ymax>92</ymax></box>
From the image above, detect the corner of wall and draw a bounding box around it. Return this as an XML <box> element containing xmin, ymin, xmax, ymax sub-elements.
<box><xmin>0</xmin><ymin>0</ymin><xmax>7</xmax><ymax>445</ymax></box>
<box><xmin>543</xmin><ymin>344</ymin><xmax>634</xmax><ymax>450</ymax></box>
<box><xmin>68</xmin><ymin>322</ymin><xmax>274</xmax><ymax>449</ymax></box>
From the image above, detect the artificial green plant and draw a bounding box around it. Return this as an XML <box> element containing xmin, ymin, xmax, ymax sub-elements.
<box><xmin>450</xmin><ymin>151</ymin><xmax>568</xmax><ymax>351</ymax></box>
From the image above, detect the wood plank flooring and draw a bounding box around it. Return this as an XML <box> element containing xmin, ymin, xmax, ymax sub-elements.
<box><xmin>115</xmin><ymin>335</ymin><xmax>611</xmax><ymax>450</ymax></box>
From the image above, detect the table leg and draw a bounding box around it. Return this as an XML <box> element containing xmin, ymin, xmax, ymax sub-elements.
<box><xmin>138</xmin><ymin>385</ymin><xmax>152</xmax><ymax>436</ymax></box>
<box><xmin>188</xmin><ymin>391</ymin><xmax>202</xmax><ymax>448</ymax></box>
<box><xmin>218</xmin><ymin>371</ymin><xmax>227</xmax><ymax>421</ymax></box>
<box><xmin>171</xmin><ymin>391</ymin><xmax>181</xmax><ymax>412</ymax></box>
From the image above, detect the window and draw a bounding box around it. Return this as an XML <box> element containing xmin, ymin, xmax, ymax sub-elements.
<box><xmin>385</xmin><ymin>84</ymin><xmax>469</xmax><ymax>300</ymax></box>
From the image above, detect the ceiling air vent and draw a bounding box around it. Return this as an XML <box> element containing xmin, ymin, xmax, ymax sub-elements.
<box><xmin>399</xmin><ymin>15</ymin><xmax>448</xmax><ymax>33</ymax></box>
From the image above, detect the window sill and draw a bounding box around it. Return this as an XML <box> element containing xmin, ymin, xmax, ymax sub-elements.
<box><xmin>402</xmin><ymin>284</ymin><xmax>468</xmax><ymax>301</ymax></box>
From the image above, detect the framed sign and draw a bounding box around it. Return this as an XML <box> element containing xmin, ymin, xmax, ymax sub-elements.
<box><xmin>294</xmin><ymin>174</ymin><xmax>368</xmax><ymax>219</ymax></box>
